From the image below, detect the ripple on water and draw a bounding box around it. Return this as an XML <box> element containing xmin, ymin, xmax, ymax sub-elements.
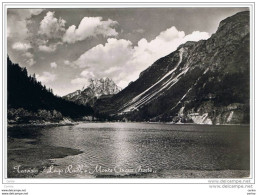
<box><xmin>9</xmin><ymin>123</ymin><xmax>250</xmax><ymax>178</ymax></box>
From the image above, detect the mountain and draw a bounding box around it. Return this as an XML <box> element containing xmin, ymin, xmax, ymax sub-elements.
<box><xmin>7</xmin><ymin>57</ymin><xmax>93</xmax><ymax>123</ymax></box>
<box><xmin>94</xmin><ymin>11</ymin><xmax>250</xmax><ymax>124</ymax></box>
<box><xmin>63</xmin><ymin>77</ymin><xmax>121</xmax><ymax>106</ymax></box>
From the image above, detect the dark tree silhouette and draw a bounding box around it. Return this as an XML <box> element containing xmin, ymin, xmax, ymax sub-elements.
<box><xmin>7</xmin><ymin>56</ymin><xmax>94</xmax><ymax>119</ymax></box>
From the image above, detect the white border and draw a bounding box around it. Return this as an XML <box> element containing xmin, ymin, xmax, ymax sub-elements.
<box><xmin>1</xmin><ymin>2</ymin><xmax>255</xmax><ymax>185</ymax></box>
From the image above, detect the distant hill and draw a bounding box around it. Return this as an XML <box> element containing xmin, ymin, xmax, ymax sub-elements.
<box><xmin>94</xmin><ymin>11</ymin><xmax>250</xmax><ymax>124</ymax></box>
<box><xmin>7</xmin><ymin>57</ymin><xmax>93</xmax><ymax>122</ymax></box>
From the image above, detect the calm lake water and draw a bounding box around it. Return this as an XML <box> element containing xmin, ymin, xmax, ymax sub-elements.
<box><xmin>8</xmin><ymin>122</ymin><xmax>250</xmax><ymax>178</ymax></box>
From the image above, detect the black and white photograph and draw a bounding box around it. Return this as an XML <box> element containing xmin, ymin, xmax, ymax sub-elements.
<box><xmin>1</xmin><ymin>1</ymin><xmax>256</xmax><ymax>195</ymax></box>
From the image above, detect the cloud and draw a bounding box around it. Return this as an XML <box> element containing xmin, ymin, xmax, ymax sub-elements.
<box><xmin>63</xmin><ymin>60</ymin><xmax>76</xmax><ymax>68</ymax></box>
<box><xmin>64</xmin><ymin>60</ymin><xmax>70</xmax><ymax>65</ymax></box>
<box><xmin>71</xmin><ymin>70</ymin><xmax>96</xmax><ymax>88</ymax></box>
<box><xmin>38</xmin><ymin>45</ymin><xmax>55</xmax><ymax>52</ymax></box>
<box><xmin>72</xmin><ymin>26</ymin><xmax>210</xmax><ymax>88</ymax></box>
<box><xmin>63</xmin><ymin>17</ymin><xmax>118</xmax><ymax>43</ymax></box>
<box><xmin>80</xmin><ymin>70</ymin><xmax>95</xmax><ymax>78</ymax></box>
<box><xmin>183</xmin><ymin>31</ymin><xmax>210</xmax><ymax>42</ymax></box>
<box><xmin>7</xmin><ymin>9</ymin><xmax>44</xmax><ymax>68</ymax></box>
<box><xmin>7</xmin><ymin>9</ymin><xmax>44</xmax><ymax>39</ymax></box>
<box><xmin>28</xmin><ymin>9</ymin><xmax>45</xmax><ymax>16</ymax></box>
<box><xmin>38</xmin><ymin>11</ymin><xmax>66</xmax><ymax>39</ymax></box>
<box><xmin>104</xmin><ymin>66</ymin><xmax>121</xmax><ymax>74</ymax></box>
<box><xmin>23</xmin><ymin>52</ymin><xmax>33</xmax><ymax>58</ymax></box>
<box><xmin>74</xmin><ymin>38</ymin><xmax>133</xmax><ymax>69</ymax></box>
<box><xmin>134</xmin><ymin>29</ymin><xmax>145</xmax><ymax>33</ymax></box>
<box><xmin>12</xmin><ymin>42</ymin><xmax>32</xmax><ymax>51</ymax></box>
<box><xmin>50</xmin><ymin>62</ymin><xmax>57</xmax><ymax>68</ymax></box>
<box><xmin>36</xmin><ymin>72</ymin><xmax>56</xmax><ymax>83</ymax></box>
<box><xmin>38</xmin><ymin>42</ymin><xmax>62</xmax><ymax>52</ymax></box>
<box><xmin>26</xmin><ymin>58</ymin><xmax>36</xmax><ymax>67</ymax></box>
<box><xmin>71</xmin><ymin>77</ymin><xmax>90</xmax><ymax>89</ymax></box>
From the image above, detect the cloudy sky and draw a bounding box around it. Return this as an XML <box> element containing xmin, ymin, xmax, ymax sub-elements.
<box><xmin>7</xmin><ymin>7</ymin><xmax>248</xmax><ymax>96</ymax></box>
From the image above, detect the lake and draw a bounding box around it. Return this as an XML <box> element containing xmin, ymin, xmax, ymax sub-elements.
<box><xmin>7</xmin><ymin>122</ymin><xmax>250</xmax><ymax>178</ymax></box>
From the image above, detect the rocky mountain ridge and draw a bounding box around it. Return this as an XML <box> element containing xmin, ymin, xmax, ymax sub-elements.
<box><xmin>94</xmin><ymin>11</ymin><xmax>250</xmax><ymax>124</ymax></box>
<box><xmin>63</xmin><ymin>77</ymin><xmax>121</xmax><ymax>106</ymax></box>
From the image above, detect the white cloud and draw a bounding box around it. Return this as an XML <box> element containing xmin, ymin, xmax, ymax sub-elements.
<box><xmin>8</xmin><ymin>9</ymin><xmax>44</xmax><ymax>68</ymax></box>
<box><xmin>71</xmin><ymin>71</ymin><xmax>96</xmax><ymax>89</ymax></box>
<box><xmin>64</xmin><ymin>60</ymin><xmax>70</xmax><ymax>65</ymax></box>
<box><xmin>71</xmin><ymin>77</ymin><xmax>90</xmax><ymax>89</ymax></box>
<box><xmin>26</xmin><ymin>58</ymin><xmax>36</xmax><ymax>66</ymax></box>
<box><xmin>38</xmin><ymin>42</ymin><xmax>63</xmax><ymax>52</ymax></box>
<box><xmin>38</xmin><ymin>45</ymin><xmax>55</xmax><ymax>52</ymax></box>
<box><xmin>50</xmin><ymin>62</ymin><xmax>57</xmax><ymax>68</ymax></box>
<box><xmin>104</xmin><ymin>66</ymin><xmax>121</xmax><ymax>74</ymax></box>
<box><xmin>63</xmin><ymin>60</ymin><xmax>76</xmax><ymax>68</ymax></box>
<box><xmin>80</xmin><ymin>70</ymin><xmax>95</xmax><ymax>78</ymax></box>
<box><xmin>63</xmin><ymin>17</ymin><xmax>118</xmax><ymax>43</ymax></box>
<box><xmin>38</xmin><ymin>11</ymin><xmax>66</xmax><ymax>39</ymax></box>
<box><xmin>134</xmin><ymin>29</ymin><xmax>145</xmax><ymax>33</ymax></box>
<box><xmin>28</xmin><ymin>9</ymin><xmax>45</xmax><ymax>16</ymax></box>
<box><xmin>7</xmin><ymin>9</ymin><xmax>44</xmax><ymax>39</ymax></box>
<box><xmin>72</xmin><ymin>26</ymin><xmax>210</xmax><ymax>88</ymax></box>
<box><xmin>74</xmin><ymin>38</ymin><xmax>133</xmax><ymax>69</ymax></box>
<box><xmin>183</xmin><ymin>31</ymin><xmax>210</xmax><ymax>42</ymax></box>
<box><xmin>36</xmin><ymin>72</ymin><xmax>56</xmax><ymax>83</ymax></box>
<box><xmin>71</xmin><ymin>77</ymin><xmax>88</xmax><ymax>84</ymax></box>
<box><xmin>12</xmin><ymin>42</ymin><xmax>32</xmax><ymax>51</ymax></box>
<box><xmin>23</xmin><ymin>52</ymin><xmax>33</xmax><ymax>58</ymax></box>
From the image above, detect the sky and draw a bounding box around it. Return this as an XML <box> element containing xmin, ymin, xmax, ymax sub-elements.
<box><xmin>7</xmin><ymin>7</ymin><xmax>248</xmax><ymax>96</ymax></box>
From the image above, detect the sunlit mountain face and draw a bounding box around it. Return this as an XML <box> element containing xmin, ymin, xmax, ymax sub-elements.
<box><xmin>94</xmin><ymin>11</ymin><xmax>250</xmax><ymax>124</ymax></box>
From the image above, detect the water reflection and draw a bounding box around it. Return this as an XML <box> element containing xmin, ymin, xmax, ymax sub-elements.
<box><xmin>113</xmin><ymin>123</ymin><xmax>133</xmax><ymax>168</ymax></box>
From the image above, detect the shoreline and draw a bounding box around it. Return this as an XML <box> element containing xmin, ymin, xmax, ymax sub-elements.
<box><xmin>7</xmin><ymin>121</ymin><xmax>78</xmax><ymax>128</ymax></box>
<box><xmin>7</xmin><ymin>120</ymin><xmax>250</xmax><ymax>128</ymax></box>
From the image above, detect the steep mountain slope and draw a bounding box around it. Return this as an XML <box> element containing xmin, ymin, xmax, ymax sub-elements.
<box><xmin>63</xmin><ymin>77</ymin><xmax>121</xmax><ymax>106</ymax></box>
<box><xmin>7</xmin><ymin>57</ymin><xmax>93</xmax><ymax>121</ymax></box>
<box><xmin>95</xmin><ymin>11</ymin><xmax>250</xmax><ymax>124</ymax></box>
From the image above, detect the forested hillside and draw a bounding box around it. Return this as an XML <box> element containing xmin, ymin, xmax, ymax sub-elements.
<box><xmin>7</xmin><ymin>57</ymin><xmax>93</xmax><ymax>123</ymax></box>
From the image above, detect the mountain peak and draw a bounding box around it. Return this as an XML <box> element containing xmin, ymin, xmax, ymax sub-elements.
<box><xmin>64</xmin><ymin>77</ymin><xmax>121</xmax><ymax>106</ymax></box>
<box><xmin>218</xmin><ymin>11</ymin><xmax>249</xmax><ymax>30</ymax></box>
<box><xmin>82</xmin><ymin>77</ymin><xmax>119</xmax><ymax>91</ymax></box>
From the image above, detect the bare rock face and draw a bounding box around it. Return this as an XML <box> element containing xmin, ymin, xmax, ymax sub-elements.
<box><xmin>63</xmin><ymin>78</ymin><xmax>121</xmax><ymax>106</ymax></box>
<box><xmin>95</xmin><ymin>11</ymin><xmax>250</xmax><ymax>124</ymax></box>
